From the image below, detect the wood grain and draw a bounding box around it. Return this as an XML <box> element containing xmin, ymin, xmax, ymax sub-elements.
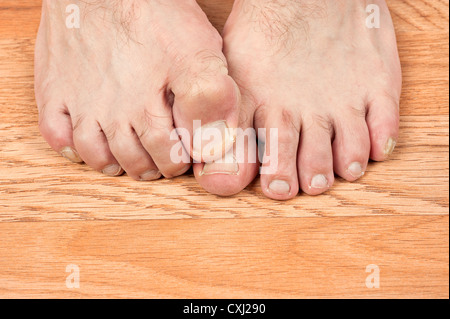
<box><xmin>0</xmin><ymin>0</ymin><xmax>448</xmax><ymax>298</ymax></box>
<box><xmin>0</xmin><ymin>216</ymin><xmax>448</xmax><ymax>298</ymax></box>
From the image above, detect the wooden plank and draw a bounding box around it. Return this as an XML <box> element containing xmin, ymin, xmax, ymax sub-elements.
<box><xmin>0</xmin><ymin>216</ymin><xmax>447</xmax><ymax>298</ymax></box>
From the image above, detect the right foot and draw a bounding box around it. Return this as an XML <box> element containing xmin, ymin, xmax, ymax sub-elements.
<box><xmin>35</xmin><ymin>0</ymin><xmax>240</xmax><ymax>180</ymax></box>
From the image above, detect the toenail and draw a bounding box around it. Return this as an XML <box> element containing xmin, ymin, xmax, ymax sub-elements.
<box><xmin>384</xmin><ymin>137</ymin><xmax>397</xmax><ymax>157</ymax></box>
<box><xmin>347</xmin><ymin>162</ymin><xmax>365</xmax><ymax>179</ymax></box>
<box><xmin>60</xmin><ymin>147</ymin><xmax>83</xmax><ymax>163</ymax></box>
<box><xmin>310</xmin><ymin>174</ymin><xmax>329</xmax><ymax>189</ymax></box>
<box><xmin>140</xmin><ymin>170</ymin><xmax>162</xmax><ymax>181</ymax></box>
<box><xmin>193</xmin><ymin>120</ymin><xmax>236</xmax><ymax>162</ymax></box>
<box><xmin>200</xmin><ymin>150</ymin><xmax>239</xmax><ymax>176</ymax></box>
<box><xmin>268</xmin><ymin>180</ymin><xmax>291</xmax><ymax>195</ymax></box>
<box><xmin>102</xmin><ymin>164</ymin><xmax>123</xmax><ymax>177</ymax></box>
<box><xmin>171</xmin><ymin>165</ymin><xmax>191</xmax><ymax>178</ymax></box>
<box><xmin>219</xmin><ymin>65</ymin><xmax>229</xmax><ymax>75</ymax></box>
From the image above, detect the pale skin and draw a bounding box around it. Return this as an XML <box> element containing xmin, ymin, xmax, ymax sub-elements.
<box><xmin>35</xmin><ymin>0</ymin><xmax>401</xmax><ymax>200</ymax></box>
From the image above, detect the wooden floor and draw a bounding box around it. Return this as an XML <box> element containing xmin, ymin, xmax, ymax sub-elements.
<box><xmin>0</xmin><ymin>0</ymin><xmax>448</xmax><ymax>299</ymax></box>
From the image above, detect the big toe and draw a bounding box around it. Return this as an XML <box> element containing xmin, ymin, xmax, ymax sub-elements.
<box><xmin>192</xmin><ymin>96</ymin><xmax>259</xmax><ymax>197</ymax></box>
<box><xmin>171</xmin><ymin>51</ymin><xmax>240</xmax><ymax>164</ymax></box>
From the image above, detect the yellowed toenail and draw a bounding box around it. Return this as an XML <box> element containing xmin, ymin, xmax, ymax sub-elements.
<box><xmin>384</xmin><ymin>138</ymin><xmax>397</xmax><ymax>157</ymax></box>
<box><xmin>220</xmin><ymin>65</ymin><xmax>229</xmax><ymax>75</ymax></box>
<box><xmin>200</xmin><ymin>149</ymin><xmax>239</xmax><ymax>176</ymax></box>
<box><xmin>140</xmin><ymin>170</ymin><xmax>161</xmax><ymax>181</ymax></box>
<box><xmin>193</xmin><ymin>120</ymin><xmax>236</xmax><ymax>163</ymax></box>
<box><xmin>102</xmin><ymin>164</ymin><xmax>123</xmax><ymax>177</ymax></box>
<box><xmin>60</xmin><ymin>146</ymin><xmax>83</xmax><ymax>163</ymax></box>
<box><xmin>310</xmin><ymin>174</ymin><xmax>329</xmax><ymax>189</ymax></box>
<box><xmin>269</xmin><ymin>180</ymin><xmax>291</xmax><ymax>195</ymax></box>
<box><xmin>347</xmin><ymin>162</ymin><xmax>364</xmax><ymax>179</ymax></box>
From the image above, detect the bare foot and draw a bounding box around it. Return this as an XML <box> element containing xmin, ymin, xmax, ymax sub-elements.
<box><xmin>35</xmin><ymin>0</ymin><xmax>240</xmax><ymax>180</ymax></box>
<box><xmin>195</xmin><ymin>0</ymin><xmax>402</xmax><ymax>200</ymax></box>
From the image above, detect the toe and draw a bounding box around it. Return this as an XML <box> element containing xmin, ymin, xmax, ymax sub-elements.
<box><xmin>102</xmin><ymin>122</ymin><xmax>161</xmax><ymax>181</ymax></box>
<box><xmin>192</xmin><ymin>96</ymin><xmax>259</xmax><ymax>196</ymax></box>
<box><xmin>298</xmin><ymin>117</ymin><xmax>334</xmax><ymax>195</ymax></box>
<box><xmin>171</xmin><ymin>52</ymin><xmax>240</xmax><ymax>163</ymax></box>
<box><xmin>258</xmin><ymin>109</ymin><xmax>300</xmax><ymax>200</ymax></box>
<box><xmin>366</xmin><ymin>94</ymin><xmax>400</xmax><ymax>161</ymax></box>
<box><xmin>72</xmin><ymin>116</ymin><xmax>123</xmax><ymax>177</ymax></box>
<box><xmin>133</xmin><ymin>99</ymin><xmax>191</xmax><ymax>179</ymax></box>
<box><xmin>332</xmin><ymin>109</ymin><xmax>371</xmax><ymax>182</ymax></box>
<box><xmin>38</xmin><ymin>102</ymin><xmax>83</xmax><ymax>163</ymax></box>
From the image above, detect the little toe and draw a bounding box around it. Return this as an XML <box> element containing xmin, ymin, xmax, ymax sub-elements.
<box><xmin>366</xmin><ymin>94</ymin><xmax>400</xmax><ymax>161</ymax></box>
<box><xmin>38</xmin><ymin>102</ymin><xmax>83</xmax><ymax>163</ymax></box>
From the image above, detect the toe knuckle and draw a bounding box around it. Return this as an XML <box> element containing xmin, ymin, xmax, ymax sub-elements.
<box><xmin>38</xmin><ymin>115</ymin><xmax>51</xmax><ymax>136</ymax></box>
<box><xmin>101</xmin><ymin>121</ymin><xmax>119</xmax><ymax>141</ymax></box>
<box><xmin>39</xmin><ymin>117</ymin><xmax>67</xmax><ymax>146</ymax></box>
<box><xmin>73</xmin><ymin>130</ymin><xmax>90</xmax><ymax>146</ymax></box>
<box><xmin>151</xmin><ymin>127</ymin><xmax>169</xmax><ymax>145</ymax></box>
<box><xmin>187</xmin><ymin>75</ymin><xmax>231</xmax><ymax>102</ymax></box>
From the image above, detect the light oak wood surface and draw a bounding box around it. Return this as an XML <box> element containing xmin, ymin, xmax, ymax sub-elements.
<box><xmin>0</xmin><ymin>0</ymin><xmax>448</xmax><ymax>298</ymax></box>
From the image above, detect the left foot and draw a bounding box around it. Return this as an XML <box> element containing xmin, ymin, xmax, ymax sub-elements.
<box><xmin>195</xmin><ymin>0</ymin><xmax>402</xmax><ymax>200</ymax></box>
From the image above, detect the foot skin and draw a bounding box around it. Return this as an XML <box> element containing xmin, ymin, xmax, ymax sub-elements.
<box><xmin>196</xmin><ymin>0</ymin><xmax>402</xmax><ymax>200</ymax></box>
<box><xmin>35</xmin><ymin>0</ymin><xmax>241</xmax><ymax>180</ymax></box>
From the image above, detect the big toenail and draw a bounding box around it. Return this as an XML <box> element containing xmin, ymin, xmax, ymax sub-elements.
<box><xmin>310</xmin><ymin>175</ymin><xmax>329</xmax><ymax>189</ymax></box>
<box><xmin>102</xmin><ymin>164</ymin><xmax>123</xmax><ymax>177</ymax></box>
<box><xmin>347</xmin><ymin>162</ymin><xmax>365</xmax><ymax>178</ymax></box>
<box><xmin>384</xmin><ymin>138</ymin><xmax>397</xmax><ymax>157</ymax></box>
<box><xmin>193</xmin><ymin>120</ymin><xmax>236</xmax><ymax>162</ymax></box>
<box><xmin>200</xmin><ymin>149</ymin><xmax>239</xmax><ymax>176</ymax></box>
<box><xmin>220</xmin><ymin>65</ymin><xmax>229</xmax><ymax>75</ymax></box>
<box><xmin>140</xmin><ymin>170</ymin><xmax>162</xmax><ymax>181</ymax></box>
<box><xmin>60</xmin><ymin>146</ymin><xmax>83</xmax><ymax>163</ymax></box>
<box><xmin>269</xmin><ymin>180</ymin><xmax>291</xmax><ymax>195</ymax></box>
